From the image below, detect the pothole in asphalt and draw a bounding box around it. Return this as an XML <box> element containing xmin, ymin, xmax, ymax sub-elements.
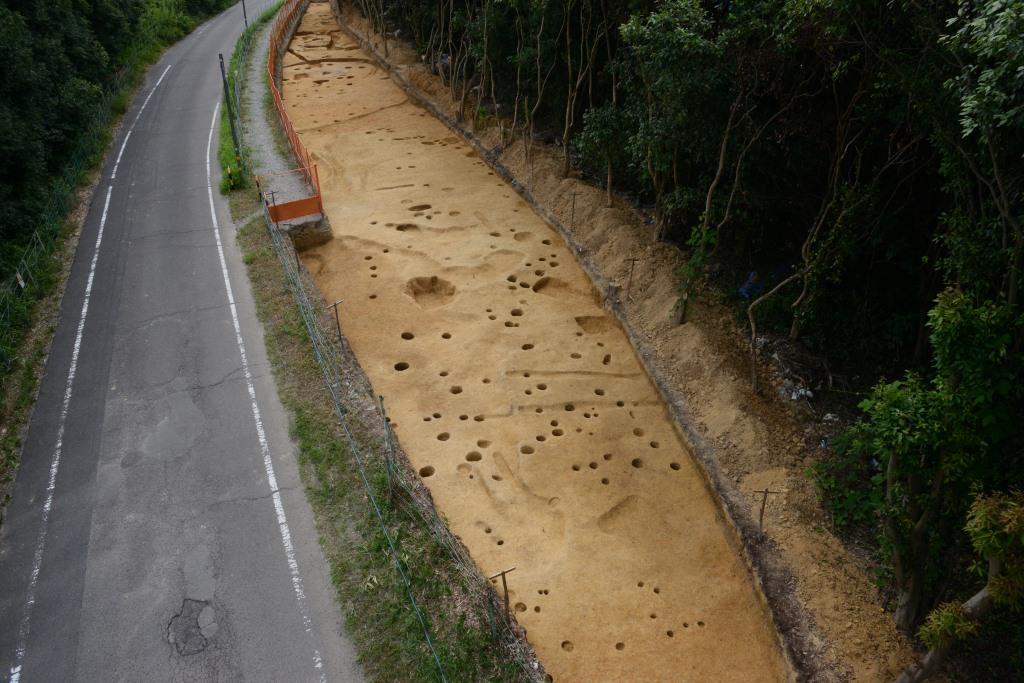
<box><xmin>167</xmin><ymin>598</ymin><xmax>215</xmax><ymax>656</ymax></box>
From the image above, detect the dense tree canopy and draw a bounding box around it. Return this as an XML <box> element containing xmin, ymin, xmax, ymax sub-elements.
<box><xmin>0</xmin><ymin>0</ymin><xmax>231</xmax><ymax>281</ymax></box>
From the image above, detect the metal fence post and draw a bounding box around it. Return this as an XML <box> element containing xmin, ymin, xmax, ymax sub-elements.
<box><xmin>218</xmin><ymin>53</ymin><xmax>242</xmax><ymax>166</ymax></box>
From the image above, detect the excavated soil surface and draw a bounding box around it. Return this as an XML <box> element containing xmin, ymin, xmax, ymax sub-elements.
<box><xmin>283</xmin><ymin>3</ymin><xmax>788</xmax><ymax>680</ymax></box>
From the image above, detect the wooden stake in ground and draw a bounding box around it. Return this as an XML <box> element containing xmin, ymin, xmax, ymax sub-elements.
<box><xmin>328</xmin><ymin>300</ymin><xmax>343</xmax><ymax>341</ymax></box>
<box><xmin>377</xmin><ymin>394</ymin><xmax>395</xmax><ymax>494</ymax></box>
<box><xmin>626</xmin><ymin>257</ymin><xmax>639</xmax><ymax>300</ymax></box>
<box><xmin>753</xmin><ymin>489</ymin><xmax>781</xmax><ymax>533</ymax></box>
<box><xmin>487</xmin><ymin>566</ymin><xmax>517</xmax><ymax>618</ymax></box>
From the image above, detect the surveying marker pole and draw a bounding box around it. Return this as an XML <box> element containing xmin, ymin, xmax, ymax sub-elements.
<box><xmin>754</xmin><ymin>489</ymin><xmax>781</xmax><ymax>533</ymax></box>
<box><xmin>626</xmin><ymin>257</ymin><xmax>640</xmax><ymax>300</ymax></box>
<box><xmin>241</xmin><ymin>0</ymin><xmax>249</xmax><ymax>28</ymax></box>
<box><xmin>328</xmin><ymin>300</ymin><xmax>343</xmax><ymax>342</ymax></box>
<box><xmin>487</xmin><ymin>566</ymin><xmax>517</xmax><ymax>618</ymax></box>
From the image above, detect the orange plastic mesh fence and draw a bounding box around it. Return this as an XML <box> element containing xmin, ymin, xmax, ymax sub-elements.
<box><xmin>266</xmin><ymin>0</ymin><xmax>323</xmax><ymax>213</ymax></box>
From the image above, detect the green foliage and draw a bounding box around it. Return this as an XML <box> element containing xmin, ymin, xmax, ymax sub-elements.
<box><xmin>920</xmin><ymin>602</ymin><xmax>978</xmax><ymax>650</ymax></box>
<box><xmin>218</xmin><ymin>103</ymin><xmax>245</xmax><ymax>192</ymax></box>
<box><xmin>617</xmin><ymin>0</ymin><xmax>727</xmax><ymax>227</ymax></box>
<box><xmin>912</xmin><ymin>489</ymin><xmax>1024</xmax><ymax>675</ymax></box>
<box><xmin>812</xmin><ymin>434</ymin><xmax>883</xmax><ymax>530</ymax></box>
<box><xmin>576</xmin><ymin>103</ymin><xmax>627</xmax><ymax>177</ymax></box>
<box><xmin>140</xmin><ymin>0</ymin><xmax>194</xmax><ymax>44</ymax></box>
<box><xmin>942</xmin><ymin>1</ymin><xmax>1024</xmax><ymax>141</ymax></box>
<box><xmin>0</xmin><ymin>0</ymin><xmax>233</xmax><ymax>278</ymax></box>
<box><xmin>837</xmin><ymin>290</ymin><xmax>1023</xmax><ymax>632</ymax></box>
<box><xmin>0</xmin><ymin>0</ymin><xmax>235</xmax><ymax>383</ymax></box>
<box><xmin>935</xmin><ymin>1</ymin><xmax>1024</xmax><ymax>306</ymax></box>
<box><xmin>966</xmin><ymin>490</ymin><xmax>1024</xmax><ymax>605</ymax></box>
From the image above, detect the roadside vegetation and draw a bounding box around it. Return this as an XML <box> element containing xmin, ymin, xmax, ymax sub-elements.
<box><xmin>345</xmin><ymin>0</ymin><xmax>1022</xmax><ymax>678</ymax></box>
<box><xmin>217</xmin><ymin>1</ymin><xmax>285</xmax><ymax>196</ymax></box>
<box><xmin>0</xmin><ymin>0</ymin><xmax>237</xmax><ymax>519</ymax></box>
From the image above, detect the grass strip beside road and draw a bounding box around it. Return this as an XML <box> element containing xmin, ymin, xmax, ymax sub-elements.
<box><xmin>218</xmin><ymin>1</ymin><xmax>285</xmax><ymax>195</ymax></box>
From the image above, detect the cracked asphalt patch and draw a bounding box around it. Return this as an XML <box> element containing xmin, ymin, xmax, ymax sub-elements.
<box><xmin>167</xmin><ymin>598</ymin><xmax>217</xmax><ymax>656</ymax></box>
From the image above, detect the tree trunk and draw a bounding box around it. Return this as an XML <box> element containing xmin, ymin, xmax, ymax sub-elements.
<box><xmin>888</xmin><ymin>465</ymin><xmax>944</xmax><ymax>635</ymax></box>
<box><xmin>507</xmin><ymin>14</ymin><xmax>525</xmax><ymax>146</ymax></box>
<box><xmin>1008</xmin><ymin>230</ymin><xmax>1021</xmax><ymax>310</ymax></box>
<box><xmin>701</xmin><ymin>95</ymin><xmax>742</xmax><ymax>233</ymax></box>
<box><xmin>562</xmin><ymin>131</ymin><xmax>572</xmax><ymax>178</ymax></box>
<box><xmin>789</xmin><ymin>279</ymin><xmax>811</xmax><ymax>340</ymax></box>
<box><xmin>747</xmin><ymin>273</ymin><xmax>801</xmax><ymax>393</ymax></box>
<box><xmin>560</xmin><ymin>0</ymin><xmax>574</xmax><ymax>178</ymax></box>
<box><xmin>605</xmin><ymin>158</ymin><xmax>613</xmax><ymax>208</ymax></box>
<box><xmin>895</xmin><ymin>644</ymin><xmax>949</xmax><ymax>683</ymax></box>
<box><xmin>894</xmin><ymin>573</ymin><xmax>924</xmax><ymax>635</ymax></box>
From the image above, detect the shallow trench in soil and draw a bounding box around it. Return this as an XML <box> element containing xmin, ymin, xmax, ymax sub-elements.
<box><xmin>282</xmin><ymin>3</ymin><xmax>788</xmax><ymax>680</ymax></box>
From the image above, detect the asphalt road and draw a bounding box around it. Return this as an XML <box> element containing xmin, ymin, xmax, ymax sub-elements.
<box><xmin>0</xmin><ymin>5</ymin><xmax>363</xmax><ymax>681</ymax></box>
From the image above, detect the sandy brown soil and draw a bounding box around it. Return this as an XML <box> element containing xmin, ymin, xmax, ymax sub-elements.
<box><xmin>283</xmin><ymin>3</ymin><xmax>791</xmax><ymax>681</ymax></box>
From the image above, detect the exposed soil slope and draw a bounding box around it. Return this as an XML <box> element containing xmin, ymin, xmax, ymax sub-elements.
<box><xmin>282</xmin><ymin>3</ymin><xmax>789</xmax><ymax>681</ymax></box>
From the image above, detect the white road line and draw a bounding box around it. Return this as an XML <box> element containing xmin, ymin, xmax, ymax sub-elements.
<box><xmin>112</xmin><ymin>65</ymin><xmax>173</xmax><ymax>179</ymax></box>
<box><xmin>8</xmin><ymin>63</ymin><xmax>174</xmax><ymax>683</ymax></box>
<box><xmin>204</xmin><ymin>102</ymin><xmax>326</xmax><ymax>680</ymax></box>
